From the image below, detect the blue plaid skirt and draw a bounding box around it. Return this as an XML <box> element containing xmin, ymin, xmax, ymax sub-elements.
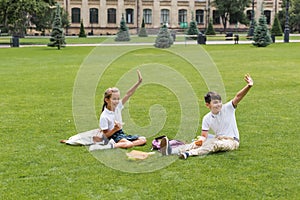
<box><xmin>109</xmin><ymin>129</ymin><xmax>139</xmax><ymax>143</ymax></box>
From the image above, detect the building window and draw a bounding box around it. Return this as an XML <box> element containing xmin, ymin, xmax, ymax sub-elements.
<box><xmin>178</xmin><ymin>9</ymin><xmax>187</xmax><ymax>24</ymax></box>
<box><xmin>213</xmin><ymin>10</ymin><xmax>220</xmax><ymax>24</ymax></box>
<box><xmin>196</xmin><ymin>9</ymin><xmax>204</xmax><ymax>24</ymax></box>
<box><xmin>107</xmin><ymin>8</ymin><xmax>116</xmax><ymax>23</ymax></box>
<box><xmin>229</xmin><ymin>13</ymin><xmax>238</xmax><ymax>24</ymax></box>
<box><xmin>126</xmin><ymin>9</ymin><xmax>134</xmax><ymax>24</ymax></box>
<box><xmin>71</xmin><ymin>8</ymin><xmax>80</xmax><ymax>23</ymax></box>
<box><xmin>264</xmin><ymin>10</ymin><xmax>271</xmax><ymax>24</ymax></box>
<box><xmin>246</xmin><ymin>10</ymin><xmax>252</xmax><ymax>22</ymax></box>
<box><xmin>143</xmin><ymin>9</ymin><xmax>152</xmax><ymax>24</ymax></box>
<box><xmin>90</xmin><ymin>8</ymin><xmax>98</xmax><ymax>24</ymax></box>
<box><xmin>161</xmin><ymin>9</ymin><xmax>169</xmax><ymax>24</ymax></box>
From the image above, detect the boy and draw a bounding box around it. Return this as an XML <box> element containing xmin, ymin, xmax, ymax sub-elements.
<box><xmin>160</xmin><ymin>74</ymin><xmax>253</xmax><ymax>159</ymax></box>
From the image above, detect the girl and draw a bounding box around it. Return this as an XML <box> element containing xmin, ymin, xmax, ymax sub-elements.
<box><xmin>89</xmin><ymin>70</ymin><xmax>146</xmax><ymax>151</ymax></box>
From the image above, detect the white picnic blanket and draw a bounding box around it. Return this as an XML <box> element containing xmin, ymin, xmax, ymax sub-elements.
<box><xmin>65</xmin><ymin>129</ymin><xmax>108</xmax><ymax>146</ymax></box>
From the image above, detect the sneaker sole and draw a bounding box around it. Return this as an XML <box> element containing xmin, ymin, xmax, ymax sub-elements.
<box><xmin>160</xmin><ymin>137</ymin><xmax>169</xmax><ymax>156</ymax></box>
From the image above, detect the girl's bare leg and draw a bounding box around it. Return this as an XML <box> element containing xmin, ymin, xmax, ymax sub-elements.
<box><xmin>132</xmin><ymin>137</ymin><xmax>147</xmax><ymax>146</ymax></box>
<box><xmin>114</xmin><ymin>137</ymin><xmax>146</xmax><ymax>148</ymax></box>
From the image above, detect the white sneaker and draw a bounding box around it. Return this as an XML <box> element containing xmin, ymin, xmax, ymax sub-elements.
<box><xmin>178</xmin><ymin>152</ymin><xmax>189</xmax><ymax>160</ymax></box>
<box><xmin>160</xmin><ymin>137</ymin><xmax>172</xmax><ymax>156</ymax></box>
<box><xmin>108</xmin><ymin>139</ymin><xmax>116</xmax><ymax>147</ymax></box>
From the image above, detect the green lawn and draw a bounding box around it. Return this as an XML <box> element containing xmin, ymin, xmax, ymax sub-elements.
<box><xmin>0</xmin><ymin>43</ymin><xmax>299</xmax><ymax>199</ymax></box>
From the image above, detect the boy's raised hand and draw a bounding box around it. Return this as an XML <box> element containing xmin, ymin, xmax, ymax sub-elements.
<box><xmin>244</xmin><ymin>73</ymin><xmax>253</xmax><ymax>87</ymax></box>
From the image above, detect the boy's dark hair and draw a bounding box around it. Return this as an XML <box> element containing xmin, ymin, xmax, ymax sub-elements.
<box><xmin>204</xmin><ymin>92</ymin><xmax>222</xmax><ymax>103</ymax></box>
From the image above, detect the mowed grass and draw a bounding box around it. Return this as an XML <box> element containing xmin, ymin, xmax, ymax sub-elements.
<box><xmin>0</xmin><ymin>43</ymin><xmax>299</xmax><ymax>199</ymax></box>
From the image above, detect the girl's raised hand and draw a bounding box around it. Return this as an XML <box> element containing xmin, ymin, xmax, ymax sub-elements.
<box><xmin>137</xmin><ymin>69</ymin><xmax>143</xmax><ymax>83</ymax></box>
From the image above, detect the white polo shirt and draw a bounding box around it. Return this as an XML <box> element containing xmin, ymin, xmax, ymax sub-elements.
<box><xmin>99</xmin><ymin>101</ymin><xmax>123</xmax><ymax>131</ymax></box>
<box><xmin>202</xmin><ymin>101</ymin><xmax>239</xmax><ymax>139</ymax></box>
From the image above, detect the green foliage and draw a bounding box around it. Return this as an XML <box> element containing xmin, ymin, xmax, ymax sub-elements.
<box><xmin>138</xmin><ymin>18</ymin><xmax>148</xmax><ymax>37</ymax></box>
<box><xmin>154</xmin><ymin>24</ymin><xmax>173</xmax><ymax>48</ymax></box>
<box><xmin>253</xmin><ymin>14</ymin><xmax>272</xmax><ymax>47</ymax></box>
<box><xmin>47</xmin><ymin>4</ymin><xmax>66</xmax><ymax>49</ymax></box>
<box><xmin>205</xmin><ymin>20</ymin><xmax>216</xmax><ymax>35</ymax></box>
<box><xmin>0</xmin><ymin>0</ymin><xmax>56</xmax><ymax>37</ymax></box>
<box><xmin>78</xmin><ymin>20</ymin><xmax>86</xmax><ymax>38</ymax></box>
<box><xmin>115</xmin><ymin>14</ymin><xmax>130</xmax><ymax>41</ymax></box>
<box><xmin>278</xmin><ymin>0</ymin><xmax>300</xmax><ymax>33</ymax></box>
<box><xmin>213</xmin><ymin>0</ymin><xmax>251</xmax><ymax>32</ymax></box>
<box><xmin>290</xmin><ymin>0</ymin><xmax>300</xmax><ymax>33</ymax></box>
<box><xmin>186</xmin><ymin>20</ymin><xmax>199</xmax><ymax>39</ymax></box>
<box><xmin>30</xmin><ymin>3</ymin><xmax>70</xmax><ymax>35</ymax></box>
<box><xmin>271</xmin><ymin>14</ymin><xmax>283</xmax><ymax>36</ymax></box>
<box><xmin>141</xmin><ymin>17</ymin><xmax>145</xmax><ymax>28</ymax></box>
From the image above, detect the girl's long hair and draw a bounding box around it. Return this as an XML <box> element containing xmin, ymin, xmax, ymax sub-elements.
<box><xmin>101</xmin><ymin>87</ymin><xmax>120</xmax><ymax>112</ymax></box>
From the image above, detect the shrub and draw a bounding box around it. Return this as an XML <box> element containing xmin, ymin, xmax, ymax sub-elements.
<box><xmin>205</xmin><ymin>20</ymin><xmax>216</xmax><ymax>35</ymax></box>
<box><xmin>271</xmin><ymin>14</ymin><xmax>283</xmax><ymax>36</ymax></box>
<box><xmin>115</xmin><ymin>14</ymin><xmax>130</xmax><ymax>41</ymax></box>
<box><xmin>154</xmin><ymin>24</ymin><xmax>173</xmax><ymax>48</ymax></box>
<box><xmin>78</xmin><ymin>20</ymin><xmax>86</xmax><ymax>38</ymax></box>
<box><xmin>138</xmin><ymin>18</ymin><xmax>148</xmax><ymax>37</ymax></box>
<box><xmin>47</xmin><ymin>4</ymin><xmax>66</xmax><ymax>50</ymax></box>
<box><xmin>253</xmin><ymin>14</ymin><xmax>272</xmax><ymax>47</ymax></box>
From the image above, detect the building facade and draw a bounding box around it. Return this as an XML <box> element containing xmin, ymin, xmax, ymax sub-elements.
<box><xmin>57</xmin><ymin>0</ymin><xmax>282</xmax><ymax>35</ymax></box>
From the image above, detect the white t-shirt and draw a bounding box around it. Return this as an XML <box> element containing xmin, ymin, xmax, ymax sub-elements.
<box><xmin>99</xmin><ymin>101</ymin><xmax>123</xmax><ymax>131</ymax></box>
<box><xmin>202</xmin><ymin>101</ymin><xmax>239</xmax><ymax>139</ymax></box>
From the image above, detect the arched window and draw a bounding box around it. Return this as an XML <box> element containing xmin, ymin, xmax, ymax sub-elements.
<box><xmin>71</xmin><ymin>8</ymin><xmax>80</xmax><ymax>23</ymax></box>
<box><xmin>196</xmin><ymin>9</ymin><xmax>204</xmax><ymax>24</ymax></box>
<box><xmin>126</xmin><ymin>9</ymin><xmax>134</xmax><ymax>24</ymax></box>
<box><xmin>264</xmin><ymin>10</ymin><xmax>271</xmax><ymax>25</ymax></box>
<box><xmin>90</xmin><ymin>8</ymin><xmax>98</xmax><ymax>24</ymax></box>
<box><xmin>143</xmin><ymin>9</ymin><xmax>152</xmax><ymax>24</ymax></box>
<box><xmin>246</xmin><ymin>10</ymin><xmax>252</xmax><ymax>22</ymax></box>
<box><xmin>161</xmin><ymin>9</ymin><xmax>169</xmax><ymax>24</ymax></box>
<box><xmin>107</xmin><ymin>8</ymin><xmax>116</xmax><ymax>23</ymax></box>
<box><xmin>178</xmin><ymin>9</ymin><xmax>187</xmax><ymax>24</ymax></box>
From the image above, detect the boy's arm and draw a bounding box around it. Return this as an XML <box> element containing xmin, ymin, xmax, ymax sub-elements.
<box><xmin>195</xmin><ymin>130</ymin><xmax>209</xmax><ymax>146</ymax></box>
<box><xmin>232</xmin><ymin>74</ymin><xmax>253</xmax><ymax>107</ymax></box>
<box><xmin>122</xmin><ymin>70</ymin><xmax>143</xmax><ymax>105</ymax></box>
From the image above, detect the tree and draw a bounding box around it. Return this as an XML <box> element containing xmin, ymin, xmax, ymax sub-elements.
<box><xmin>47</xmin><ymin>4</ymin><xmax>66</xmax><ymax>50</ymax></box>
<box><xmin>138</xmin><ymin>18</ymin><xmax>148</xmax><ymax>37</ymax></box>
<box><xmin>253</xmin><ymin>14</ymin><xmax>272</xmax><ymax>47</ymax></box>
<box><xmin>213</xmin><ymin>0</ymin><xmax>251</xmax><ymax>33</ymax></box>
<box><xmin>186</xmin><ymin>14</ymin><xmax>199</xmax><ymax>40</ymax></box>
<box><xmin>205</xmin><ymin>20</ymin><xmax>216</xmax><ymax>35</ymax></box>
<box><xmin>278</xmin><ymin>0</ymin><xmax>300</xmax><ymax>33</ymax></box>
<box><xmin>31</xmin><ymin>4</ymin><xmax>70</xmax><ymax>36</ymax></box>
<box><xmin>154</xmin><ymin>24</ymin><xmax>173</xmax><ymax>48</ymax></box>
<box><xmin>0</xmin><ymin>0</ymin><xmax>56</xmax><ymax>37</ymax></box>
<box><xmin>271</xmin><ymin>14</ymin><xmax>283</xmax><ymax>36</ymax></box>
<box><xmin>115</xmin><ymin>14</ymin><xmax>130</xmax><ymax>41</ymax></box>
<box><xmin>289</xmin><ymin>0</ymin><xmax>300</xmax><ymax>32</ymax></box>
<box><xmin>78</xmin><ymin>20</ymin><xmax>86</xmax><ymax>37</ymax></box>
